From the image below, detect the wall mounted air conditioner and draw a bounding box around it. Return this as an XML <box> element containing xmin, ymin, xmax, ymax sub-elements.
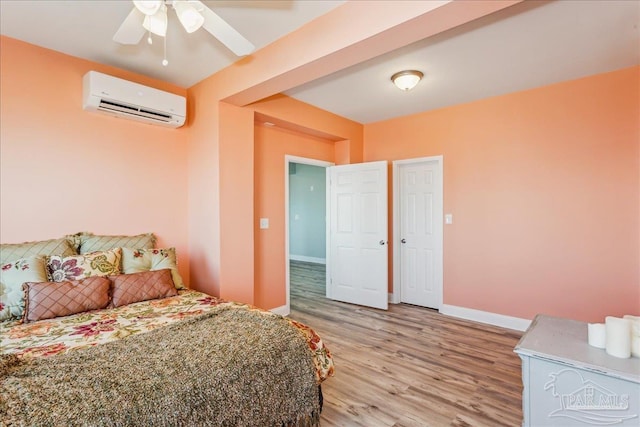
<box><xmin>82</xmin><ymin>71</ymin><xmax>186</xmax><ymax>128</ymax></box>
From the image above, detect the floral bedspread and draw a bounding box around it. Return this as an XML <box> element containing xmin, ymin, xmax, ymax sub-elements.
<box><xmin>0</xmin><ymin>290</ymin><xmax>334</xmax><ymax>383</ymax></box>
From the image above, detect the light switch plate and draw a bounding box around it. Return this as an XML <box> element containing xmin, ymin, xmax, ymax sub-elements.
<box><xmin>445</xmin><ymin>214</ymin><xmax>453</xmax><ymax>225</ymax></box>
<box><xmin>260</xmin><ymin>218</ymin><xmax>269</xmax><ymax>229</ymax></box>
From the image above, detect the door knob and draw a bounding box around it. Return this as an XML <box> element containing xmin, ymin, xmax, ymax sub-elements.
<box><xmin>379</xmin><ymin>240</ymin><xmax>387</xmax><ymax>245</ymax></box>
<box><xmin>401</xmin><ymin>238</ymin><xmax>406</xmax><ymax>244</ymax></box>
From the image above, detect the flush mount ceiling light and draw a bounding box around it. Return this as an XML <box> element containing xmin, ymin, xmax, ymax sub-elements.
<box><xmin>391</xmin><ymin>70</ymin><xmax>424</xmax><ymax>91</ymax></box>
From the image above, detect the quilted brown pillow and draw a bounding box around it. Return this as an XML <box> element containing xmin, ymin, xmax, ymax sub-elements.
<box><xmin>110</xmin><ymin>269</ymin><xmax>177</xmax><ymax>308</ymax></box>
<box><xmin>78</xmin><ymin>233</ymin><xmax>156</xmax><ymax>255</ymax></box>
<box><xmin>22</xmin><ymin>276</ymin><xmax>111</xmax><ymax>323</ymax></box>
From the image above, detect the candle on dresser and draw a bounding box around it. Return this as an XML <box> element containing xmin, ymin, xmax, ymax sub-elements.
<box><xmin>605</xmin><ymin>316</ymin><xmax>631</xmax><ymax>359</ymax></box>
<box><xmin>622</xmin><ymin>315</ymin><xmax>640</xmax><ymax>358</ymax></box>
<box><xmin>587</xmin><ymin>323</ymin><xmax>606</xmax><ymax>348</ymax></box>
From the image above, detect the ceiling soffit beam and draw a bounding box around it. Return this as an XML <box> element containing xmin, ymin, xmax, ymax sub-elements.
<box><xmin>217</xmin><ymin>0</ymin><xmax>523</xmax><ymax>107</ymax></box>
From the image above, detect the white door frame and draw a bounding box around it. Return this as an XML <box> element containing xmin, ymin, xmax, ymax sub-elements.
<box><xmin>284</xmin><ymin>155</ymin><xmax>333</xmax><ymax>315</ymax></box>
<box><xmin>392</xmin><ymin>155</ymin><xmax>443</xmax><ymax>306</ymax></box>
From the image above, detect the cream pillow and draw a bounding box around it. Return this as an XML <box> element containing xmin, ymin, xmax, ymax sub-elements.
<box><xmin>0</xmin><ymin>237</ymin><xmax>77</xmax><ymax>265</ymax></box>
<box><xmin>78</xmin><ymin>233</ymin><xmax>156</xmax><ymax>254</ymax></box>
<box><xmin>0</xmin><ymin>256</ymin><xmax>48</xmax><ymax>321</ymax></box>
<box><xmin>121</xmin><ymin>247</ymin><xmax>185</xmax><ymax>289</ymax></box>
<box><xmin>46</xmin><ymin>248</ymin><xmax>122</xmax><ymax>282</ymax></box>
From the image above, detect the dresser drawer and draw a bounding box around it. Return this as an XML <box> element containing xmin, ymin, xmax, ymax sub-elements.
<box><xmin>520</xmin><ymin>355</ymin><xmax>639</xmax><ymax>426</ymax></box>
<box><xmin>516</xmin><ymin>315</ymin><xmax>640</xmax><ymax>427</ymax></box>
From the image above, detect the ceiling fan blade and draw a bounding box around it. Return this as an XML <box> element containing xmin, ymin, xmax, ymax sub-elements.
<box><xmin>113</xmin><ymin>7</ymin><xmax>146</xmax><ymax>45</ymax></box>
<box><xmin>193</xmin><ymin>1</ymin><xmax>255</xmax><ymax>56</ymax></box>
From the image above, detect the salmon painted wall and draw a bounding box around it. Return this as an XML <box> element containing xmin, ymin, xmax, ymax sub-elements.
<box><xmin>184</xmin><ymin>76</ymin><xmax>222</xmax><ymax>296</ymax></box>
<box><xmin>250</xmin><ymin>96</ymin><xmax>362</xmax><ymax>309</ymax></box>
<box><xmin>254</xmin><ymin>124</ymin><xmax>335</xmax><ymax>309</ymax></box>
<box><xmin>251</xmin><ymin>95</ymin><xmax>363</xmax><ymax>165</ymax></box>
<box><xmin>218</xmin><ymin>102</ymin><xmax>255</xmax><ymax>303</ymax></box>
<box><xmin>187</xmin><ymin>1</ymin><xmax>515</xmax><ymax>302</ymax></box>
<box><xmin>186</xmin><ymin>83</ymin><xmax>362</xmax><ymax>306</ymax></box>
<box><xmin>364</xmin><ymin>66</ymin><xmax>640</xmax><ymax>322</ymax></box>
<box><xmin>0</xmin><ymin>36</ymin><xmax>190</xmax><ymax>283</ymax></box>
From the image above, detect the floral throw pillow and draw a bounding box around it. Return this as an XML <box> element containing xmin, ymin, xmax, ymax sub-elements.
<box><xmin>121</xmin><ymin>247</ymin><xmax>185</xmax><ymax>289</ymax></box>
<box><xmin>0</xmin><ymin>256</ymin><xmax>48</xmax><ymax>321</ymax></box>
<box><xmin>47</xmin><ymin>248</ymin><xmax>122</xmax><ymax>282</ymax></box>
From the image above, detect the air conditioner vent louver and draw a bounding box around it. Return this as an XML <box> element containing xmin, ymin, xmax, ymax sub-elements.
<box><xmin>98</xmin><ymin>99</ymin><xmax>173</xmax><ymax>122</ymax></box>
<box><xmin>82</xmin><ymin>71</ymin><xmax>186</xmax><ymax>128</ymax></box>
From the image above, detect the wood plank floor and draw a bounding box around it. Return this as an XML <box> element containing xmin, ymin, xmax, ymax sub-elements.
<box><xmin>288</xmin><ymin>261</ymin><xmax>524</xmax><ymax>427</ymax></box>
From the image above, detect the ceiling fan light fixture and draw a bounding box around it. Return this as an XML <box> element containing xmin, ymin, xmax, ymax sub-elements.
<box><xmin>114</xmin><ymin>0</ymin><xmax>256</xmax><ymax>58</ymax></box>
<box><xmin>142</xmin><ymin>4</ymin><xmax>168</xmax><ymax>37</ymax></box>
<box><xmin>391</xmin><ymin>70</ymin><xmax>424</xmax><ymax>91</ymax></box>
<box><xmin>133</xmin><ymin>0</ymin><xmax>162</xmax><ymax>16</ymax></box>
<box><xmin>174</xmin><ymin>1</ymin><xmax>205</xmax><ymax>33</ymax></box>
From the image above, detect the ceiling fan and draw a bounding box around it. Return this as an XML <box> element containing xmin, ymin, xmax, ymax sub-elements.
<box><xmin>113</xmin><ymin>0</ymin><xmax>255</xmax><ymax>61</ymax></box>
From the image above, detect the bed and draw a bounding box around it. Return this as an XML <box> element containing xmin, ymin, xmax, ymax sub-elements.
<box><xmin>0</xmin><ymin>233</ymin><xmax>334</xmax><ymax>426</ymax></box>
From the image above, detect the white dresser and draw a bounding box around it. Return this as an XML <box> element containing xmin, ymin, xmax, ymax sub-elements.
<box><xmin>514</xmin><ymin>315</ymin><xmax>640</xmax><ymax>426</ymax></box>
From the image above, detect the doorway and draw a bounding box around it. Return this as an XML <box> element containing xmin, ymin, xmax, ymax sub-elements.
<box><xmin>392</xmin><ymin>156</ymin><xmax>443</xmax><ymax>309</ymax></box>
<box><xmin>285</xmin><ymin>155</ymin><xmax>333</xmax><ymax>314</ymax></box>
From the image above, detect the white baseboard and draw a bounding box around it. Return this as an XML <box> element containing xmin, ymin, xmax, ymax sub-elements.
<box><xmin>388</xmin><ymin>293</ymin><xmax>400</xmax><ymax>304</ymax></box>
<box><xmin>440</xmin><ymin>304</ymin><xmax>531</xmax><ymax>331</ymax></box>
<box><xmin>290</xmin><ymin>255</ymin><xmax>326</xmax><ymax>264</ymax></box>
<box><xmin>270</xmin><ymin>305</ymin><xmax>290</xmax><ymax>316</ymax></box>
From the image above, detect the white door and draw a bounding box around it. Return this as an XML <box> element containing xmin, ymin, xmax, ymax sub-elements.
<box><xmin>396</xmin><ymin>157</ymin><xmax>443</xmax><ymax>309</ymax></box>
<box><xmin>327</xmin><ymin>161</ymin><xmax>388</xmax><ymax>310</ymax></box>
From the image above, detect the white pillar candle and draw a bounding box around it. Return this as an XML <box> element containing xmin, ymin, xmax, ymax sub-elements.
<box><xmin>587</xmin><ymin>323</ymin><xmax>606</xmax><ymax>349</ymax></box>
<box><xmin>623</xmin><ymin>315</ymin><xmax>640</xmax><ymax>358</ymax></box>
<box><xmin>605</xmin><ymin>316</ymin><xmax>631</xmax><ymax>359</ymax></box>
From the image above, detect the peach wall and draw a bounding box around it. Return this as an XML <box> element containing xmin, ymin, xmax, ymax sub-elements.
<box><xmin>252</xmin><ymin>94</ymin><xmax>363</xmax><ymax>164</ymax></box>
<box><xmin>216</xmin><ymin>95</ymin><xmax>360</xmax><ymax>309</ymax></box>
<box><xmin>187</xmin><ymin>1</ymin><xmax>519</xmax><ymax>306</ymax></box>
<box><xmin>250</xmin><ymin>96</ymin><xmax>362</xmax><ymax>309</ymax></box>
<box><xmin>218</xmin><ymin>102</ymin><xmax>255</xmax><ymax>303</ymax></box>
<box><xmin>184</xmin><ymin>76</ymin><xmax>222</xmax><ymax>296</ymax></box>
<box><xmin>254</xmin><ymin>124</ymin><xmax>336</xmax><ymax>310</ymax></box>
<box><xmin>364</xmin><ymin>66</ymin><xmax>640</xmax><ymax>322</ymax></box>
<box><xmin>0</xmin><ymin>36</ymin><xmax>190</xmax><ymax>283</ymax></box>
<box><xmin>185</xmin><ymin>82</ymin><xmax>360</xmax><ymax>306</ymax></box>
<box><xmin>188</xmin><ymin>0</ymin><xmax>519</xmax><ymax>306</ymax></box>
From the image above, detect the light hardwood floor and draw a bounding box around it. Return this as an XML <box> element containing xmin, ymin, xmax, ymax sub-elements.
<box><xmin>288</xmin><ymin>261</ymin><xmax>524</xmax><ymax>427</ymax></box>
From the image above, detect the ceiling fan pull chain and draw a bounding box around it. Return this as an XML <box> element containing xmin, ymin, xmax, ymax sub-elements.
<box><xmin>162</xmin><ymin>34</ymin><xmax>168</xmax><ymax>66</ymax></box>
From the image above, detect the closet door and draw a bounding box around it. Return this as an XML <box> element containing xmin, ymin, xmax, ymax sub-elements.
<box><xmin>396</xmin><ymin>157</ymin><xmax>443</xmax><ymax>309</ymax></box>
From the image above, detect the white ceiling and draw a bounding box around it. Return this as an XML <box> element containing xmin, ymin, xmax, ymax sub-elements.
<box><xmin>0</xmin><ymin>1</ymin><xmax>345</xmax><ymax>88</ymax></box>
<box><xmin>286</xmin><ymin>0</ymin><xmax>640</xmax><ymax>123</ymax></box>
<box><xmin>1</xmin><ymin>1</ymin><xmax>639</xmax><ymax>124</ymax></box>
